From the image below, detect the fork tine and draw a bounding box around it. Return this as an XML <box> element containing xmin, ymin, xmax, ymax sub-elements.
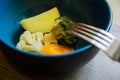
<box><xmin>70</xmin><ymin>23</ymin><xmax>112</xmax><ymax>47</ymax></box>
<box><xmin>73</xmin><ymin>28</ymin><xmax>110</xmax><ymax>47</ymax></box>
<box><xmin>79</xmin><ymin>23</ymin><xmax>115</xmax><ymax>39</ymax></box>
<box><xmin>68</xmin><ymin>23</ymin><xmax>120</xmax><ymax>61</ymax></box>
<box><xmin>68</xmin><ymin>29</ymin><xmax>107</xmax><ymax>51</ymax></box>
<box><xmin>75</xmin><ymin>25</ymin><xmax>112</xmax><ymax>43</ymax></box>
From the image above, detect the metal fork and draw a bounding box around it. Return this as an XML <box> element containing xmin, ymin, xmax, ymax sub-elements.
<box><xmin>68</xmin><ymin>23</ymin><xmax>120</xmax><ymax>62</ymax></box>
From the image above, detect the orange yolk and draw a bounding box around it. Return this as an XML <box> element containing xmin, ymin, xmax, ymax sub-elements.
<box><xmin>41</xmin><ymin>44</ymin><xmax>73</xmax><ymax>55</ymax></box>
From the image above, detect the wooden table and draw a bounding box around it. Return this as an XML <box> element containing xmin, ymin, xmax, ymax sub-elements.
<box><xmin>0</xmin><ymin>0</ymin><xmax>120</xmax><ymax>80</ymax></box>
<box><xmin>108</xmin><ymin>0</ymin><xmax>120</xmax><ymax>26</ymax></box>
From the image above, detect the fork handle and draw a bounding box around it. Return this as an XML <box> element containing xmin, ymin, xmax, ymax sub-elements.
<box><xmin>115</xmin><ymin>44</ymin><xmax>120</xmax><ymax>62</ymax></box>
<box><xmin>105</xmin><ymin>39</ymin><xmax>120</xmax><ymax>62</ymax></box>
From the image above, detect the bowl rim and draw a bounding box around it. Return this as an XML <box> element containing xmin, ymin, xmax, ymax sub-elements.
<box><xmin>0</xmin><ymin>0</ymin><xmax>113</xmax><ymax>58</ymax></box>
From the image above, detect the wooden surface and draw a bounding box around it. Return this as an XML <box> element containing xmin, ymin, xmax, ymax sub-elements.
<box><xmin>108</xmin><ymin>0</ymin><xmax>120</xmax><ymax>26</ymax></box>
<box><xmin>0</xmin><ymin>0</ymin><xmax>120</xmax><ymax>80</ymax></box>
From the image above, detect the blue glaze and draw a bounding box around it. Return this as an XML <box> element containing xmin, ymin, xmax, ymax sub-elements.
<box><xmin>0</xmin><ymin>0</ymin><xmax>112</xmax><ymax>58</ymax></box>
<box><xmin>0</xmin><ymin>0</ymin><xmax>113</xmax><ymax>74</ymax></box>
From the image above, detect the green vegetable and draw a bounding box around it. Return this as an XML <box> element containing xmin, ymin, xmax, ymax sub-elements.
<box><xmin>51</xmin><ymin>16</ymin><xmax>77</xmax><ymax>46</ymax></box>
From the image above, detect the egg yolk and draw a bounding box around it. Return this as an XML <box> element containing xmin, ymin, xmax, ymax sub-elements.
<box><xmin>41</xmin><ymin>44</ymin><xmax>73</xmax><ymax>55</ymax></box>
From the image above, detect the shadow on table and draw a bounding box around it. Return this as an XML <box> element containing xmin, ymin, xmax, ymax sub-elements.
<box><xmin>7</xmin><ymin>60</ymin><xmax>81</xmax><ymax>80</ymax></box>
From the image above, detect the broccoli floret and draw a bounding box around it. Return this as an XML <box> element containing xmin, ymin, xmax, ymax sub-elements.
<box><xmin>51</xmin><ymin>16</ymin><xmax>77</xmax><ymax>46</ymax></box>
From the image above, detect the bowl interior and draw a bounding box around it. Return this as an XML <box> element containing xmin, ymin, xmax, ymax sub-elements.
<box><xmin>0</xmin><ymin>0</ymin><xmax>112</xmax><ymax>56</ymax></box>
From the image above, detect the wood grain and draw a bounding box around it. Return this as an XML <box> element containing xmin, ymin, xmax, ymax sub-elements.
<box><xmin>108</xmin><ymin>0</ymin><xmax>120</xmax><ymax>26</ymax></box>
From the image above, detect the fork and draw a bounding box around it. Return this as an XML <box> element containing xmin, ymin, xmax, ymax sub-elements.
<box><xmin>68</xmin><ymin>23</ymin><xmax>120</xmax><ymax>62</ymax></box>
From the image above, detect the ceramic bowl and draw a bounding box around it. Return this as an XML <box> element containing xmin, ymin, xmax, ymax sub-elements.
<box><xmin>0</xmin><ymin>0</ymin><xmax>112</xmax><ymax>74</ymax></box>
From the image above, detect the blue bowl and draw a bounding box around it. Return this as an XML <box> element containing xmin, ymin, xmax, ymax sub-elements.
<box><xmin>0</xmin><ymin>0</ymin><xmax>112</xmax><ymax>74</ymax></box>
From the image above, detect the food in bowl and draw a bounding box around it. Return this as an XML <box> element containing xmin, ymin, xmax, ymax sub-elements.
<box><xmin>16</xmin><ymin>7</ymin><xmax>77</xmax><ymax>55</ymax></box>
<box><xmin>0</xmin><ymin>0</ymin><xmax>112</xmax><ymax>74</ymax></box>
<box><xmin>20</xmin><ymin>7</ymin><xmax>60</xmax><ymax>33</ymax></box>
